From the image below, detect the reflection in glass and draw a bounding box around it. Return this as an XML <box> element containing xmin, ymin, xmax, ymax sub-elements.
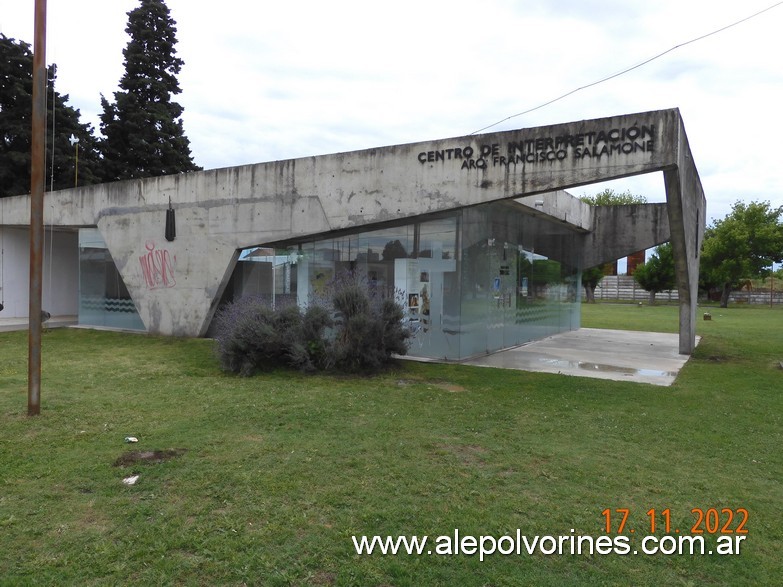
<box><xmin>78</xmin><ymin>229</ymin><xmax>145</xmax><ymax>330</ymax></box>
<box><xmin>219</xmin><ymin>200</ymin><xmax>582</xmax><ymax>361</ymax></box>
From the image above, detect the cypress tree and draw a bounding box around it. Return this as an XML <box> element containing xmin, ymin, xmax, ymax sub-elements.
<box><xmin>0</xmin><ymin>34</ymin><xmax>100</xmax><ymax>197</ymax></box>
<box><xmin>99</xmin><ymin>0</ymin><xmax>200</xmax><ymax>182</ymax></box>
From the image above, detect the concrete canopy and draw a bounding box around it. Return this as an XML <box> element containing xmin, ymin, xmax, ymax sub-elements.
<box><xmin>0</xmin><ymin>108</ymin><xmax>705</xmax><ymax>352</ymax></box>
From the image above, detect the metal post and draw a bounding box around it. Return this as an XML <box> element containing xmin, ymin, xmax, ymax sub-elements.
<box><xmin>69</xmin><ymin>134</ymin><xmax>80</xmax><ymax>187</ymax></box>
<box><xmin>28</xmin><ymin>0</ymin><xmax>47</xmax><ymax>416</ymax></box>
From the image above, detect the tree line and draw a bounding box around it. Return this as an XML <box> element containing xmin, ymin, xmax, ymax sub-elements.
<box><xmin>0</xmin><ymin>0</ymin><xmax>199</xmax><ymax>198</ymax></box>
<box><xmin>3</xmin><ymin>2</ymin><xmax>779</xmax><ymax>309</ymax></box>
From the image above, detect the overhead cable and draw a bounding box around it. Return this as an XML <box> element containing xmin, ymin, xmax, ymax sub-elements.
<box><xmin>470</xmin><ymin>1</ymin><xmax>783</xmax><ymax>135</ymax></box>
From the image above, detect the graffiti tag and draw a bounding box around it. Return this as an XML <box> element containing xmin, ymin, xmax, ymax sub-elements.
<box><xmin>140</xmin><ymin>240</ymin><xmax>176</xmax><ymax>289</ymax></box>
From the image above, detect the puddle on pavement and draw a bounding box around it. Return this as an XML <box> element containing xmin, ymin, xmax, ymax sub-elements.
<box><xmin>538</xmin><ymin>358</ymin><xmax>676</xmax><ymax>378</ymax></box>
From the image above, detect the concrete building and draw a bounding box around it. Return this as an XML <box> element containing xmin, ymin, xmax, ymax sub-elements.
<box><xmin>0</xmin><ymin>108</ymin><xmax>705</xmax><ymax>358</ymax></box>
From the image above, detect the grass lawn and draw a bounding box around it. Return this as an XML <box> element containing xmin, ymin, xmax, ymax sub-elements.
<box><xmin>1</xmin><ymin>304</ymin><xmax>781</xmax><ymax>586</ymax></box>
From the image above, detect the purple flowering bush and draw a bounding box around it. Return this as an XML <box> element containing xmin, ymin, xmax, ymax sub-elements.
<box><xmin>213</xmin><ymin>272</ymin><xmax>410</xmax><ymax>375</ymax></box>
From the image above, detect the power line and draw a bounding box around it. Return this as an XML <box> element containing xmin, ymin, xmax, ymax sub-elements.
<box><xmin>470</xmin><ymin>1</ymin><xmax>783</xmax><ymax>135</ymax></box>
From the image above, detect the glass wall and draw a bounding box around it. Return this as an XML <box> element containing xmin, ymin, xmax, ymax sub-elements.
<box><xmin>78</xmin><ymin>229</ymin><xmax>145</xmax><ymax>330</ymax></box>
<box><xmin>220</xmin><ymin>247</ymin><xmax>299</xmax><ymax>310</ymax></box>
<box><xmin>221</xmin><ymin>200</ymin><xmax>582</xmax><ymax>361</ymax></box>
<box><xmin>459</xmin><ymin>202</ymin><xmax>580</xmax><ymax>358</ymax></box>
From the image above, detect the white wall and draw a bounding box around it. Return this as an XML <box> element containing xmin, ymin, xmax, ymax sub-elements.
<box><xmin>0</xmin><ymin>228</ymin><xmax>29</xmax><ymax>317</ymax></box>
<box><xmin>0</xmin><ymin>227</ymin><xmax>78</xmax><ymax>318</ymax></box>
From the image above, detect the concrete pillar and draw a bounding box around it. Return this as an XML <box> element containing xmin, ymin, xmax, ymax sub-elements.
<box><xmin>663</xmin><ymin>117</ymin><xmax>706</xmax><ymax>354</ymax></box>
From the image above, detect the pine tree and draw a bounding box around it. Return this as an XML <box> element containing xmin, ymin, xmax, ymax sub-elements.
<box><xmin>0</xmin><ymin>34</ymin><xmax>101</xmax><ymax>198</ymax></box>
<box><xmin>99</xmin><ymin>0</ymin><xmax>200</xmax><ymax>182</ymax></box>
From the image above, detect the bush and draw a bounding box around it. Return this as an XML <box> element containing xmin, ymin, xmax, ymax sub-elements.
<box><xmin>300</xmin><ymin>305</ymin><xmax>333</xmax><ymax>370</ymax></box>
<box><xmin>212</xmin><ymin>298</ymin><xmax>313</xmax><ymax>375</ymax></box>
<box><xmin>323</xmin><ymin>273</ymin><xmax>411</xmax><ymax>373</ymax></box>
<box><xmin>213</xmin><ymin>273</ymin><xmax>410</xmax><ymax>375</ymax></box>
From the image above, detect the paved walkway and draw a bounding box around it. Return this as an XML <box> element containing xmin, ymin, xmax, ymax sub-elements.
<box><xmin>0</xmin><ymin>315</ymin><xmax>77</xmax><ymax>332</ymax></box>
<box><xmin>463</xmin><ymin>328</ymin><xmax>698</xmax><ymax>386</ymax></box>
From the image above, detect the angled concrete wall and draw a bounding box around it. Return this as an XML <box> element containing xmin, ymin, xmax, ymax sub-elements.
<box><xmin>583</xmin><ymin>203</ymin><xmax>671</xmax><ymax>269</ymax></box>
<box><xmin>0</xmin><ymin>108</ymin><xmax>706</xmax><ymax>351</ymax></box>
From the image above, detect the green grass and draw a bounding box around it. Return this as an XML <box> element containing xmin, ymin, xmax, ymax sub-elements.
<box><xmin>581</xmin><ymin>301</ymin><xmax>682</xmax><ymax>333</ymax></box>
<box><xmin>1</xmin><ymin>305</ymin><xmax>781</xmax><ymax>586</ymax></box>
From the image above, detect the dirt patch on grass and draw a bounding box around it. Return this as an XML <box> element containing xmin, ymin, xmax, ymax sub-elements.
<box><xmin>396</xmin><ymin>378</ymin><xmax>467</xmax><ymax>392</ymax></box>
<box><xmin>113</xmin><ymin>448</ymin><xmax>187</xmax><ymax>467</ymax></box>
<box><xmin>396</xmin><ymin>378</ymin><xmax>419</xmax><ymax>387</ymax></box>
<box><xmin>432</xmin><ymin>382</ymin><xmax>467</xmax><ymax>392</ymax></box>
<box><xmin>310</xmin><ymin>571</ymin><xmax>336</xmax><ymax>586</ymax></box>
<box><xmin>433</xmin><ymin>443</ymin><xmax>488</xmax><ymax>466</ymax></box>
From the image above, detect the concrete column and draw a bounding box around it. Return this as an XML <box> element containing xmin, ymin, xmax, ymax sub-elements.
<box><xmin>663</xmin><ymin>118</ymin><xmax>706</xmax><ymax>354</ymax></box>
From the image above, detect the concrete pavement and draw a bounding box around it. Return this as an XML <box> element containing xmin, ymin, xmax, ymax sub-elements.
<box><xmin>0</xmin><ymin>315</ymin><xmax>77</xmax><ymax>332</ymax></box>
<box><xmin>462</xmin><ymin>328</ymin><xmax>698</xmax><ymax>386</ymax></box>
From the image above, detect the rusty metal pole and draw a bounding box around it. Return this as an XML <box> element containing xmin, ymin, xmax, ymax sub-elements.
<box><xmin>28</xmin><ymin>0</ymin><xmax>47</xmax><ymax>416</ymax></box>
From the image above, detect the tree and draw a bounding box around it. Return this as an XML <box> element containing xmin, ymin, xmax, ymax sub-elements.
<box><xmin>0</xmin><ymin>34</ymin><xmax>101</xmax><ymax>198</ymax></box>
<box><xmin>633</xmin><ymin>242</ymin><xmax>675</xmax><ymax>304</ymax></box>
<box><xmin>700</xmin><ymin>200</ymin><xmax>783</xmax><ymax>307</ymax></box>
<box><xmin>381</xmin><ymin>240</ymin><xmax>408</xmax><ymax>261</ymax></box>
<box><xmin>580</xmin><ymin>188</ymin><xmax>648</xmax><ymax>301</ymax></box>
<box><xmin>99</xmin><ymin>0</ymin><xmax>200</xmax><ymax>181</ymax></box>
<box><xmin>580</xmin><ymin>188</ymin><xmax>647</xmax><ymax>207</ymax></box>
<box><xmin>581</xmin><ymin>266</ymin><xmax>604</xmax><ymax>303</ymax></box>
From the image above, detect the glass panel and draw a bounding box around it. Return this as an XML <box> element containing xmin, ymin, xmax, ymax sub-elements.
<box><xmin>501</xmin><ymin>242</ymin><xmax>520</xmax><ymax>349</ymax></box>
<box><xmin>216</xmin><ymin>198</ymin><xmax>583</xmax><ymax>361</ymax></box>
<box><xmin>78</xmin><ymin>228</ymin><xmax>145</xmax><ymax>330</ymax></box>
<box><xmin>459</xmin><ymin>207</ymin><xmax>490</xmax><ymax>358</ymax></box>
<box><xmin>233</xmin><ymin>247</ymin><xmax>299</xmax><ymax>308</ymax></box>
<box><xmin>401</xmin><ymin>217</ymin><xmax>459</xmax><ymax>359</ymax></box>
<box><xmin>458</xmin><ymin>201</ymin><xmax>583</xmax><ymax>358</ymax></box>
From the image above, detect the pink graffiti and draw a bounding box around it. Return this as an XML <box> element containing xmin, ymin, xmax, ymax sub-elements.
<box><xmin>140</xmin><ymin>240</ymin><xmax>176</xmax><ymax>289</ymax></box>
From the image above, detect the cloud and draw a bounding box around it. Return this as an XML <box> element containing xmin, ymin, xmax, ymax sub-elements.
<box><xmin>2</xmin><ymin>0</ymin><xmax>781</xmax><ymax>224</ymax></box>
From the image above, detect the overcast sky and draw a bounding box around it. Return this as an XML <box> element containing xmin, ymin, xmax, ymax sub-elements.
<box><xmin>2</xmin><ymin>0</ymin><xmax>782</xmax><ymax>224</ymax></box>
